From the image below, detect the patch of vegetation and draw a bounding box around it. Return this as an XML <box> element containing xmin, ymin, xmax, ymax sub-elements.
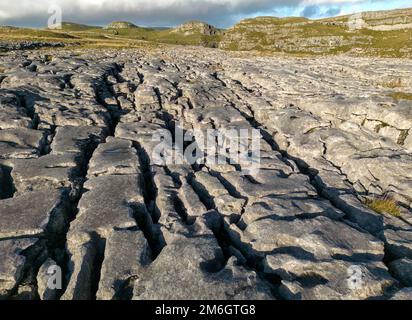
<box><xmin>298</xmin><ymin>22</ymin><xmax>348</xmax><ymax>37</ymax></box>
<box><xmin>375</xmin><ymin>122</ymin><xmax>390</xmax><ymax>132</ymax></box>
<box><xmin>380</xmin><ymin>78</ymin><xmax>403</xmax><ymax>88</ymax></box>
<box><xmin>44</xmin><ymin>54</ymin><xmax>53</xmax><ymax>62</ymax></box>
<box><xmin>240</xmin><ymin>16</ymin><xmax>309</xmax><ymax>26</ymax></box>
<box><xmin>58</xmin><ymin>22</ymin><xmax>102</xmax><ymax>32</ymax></box>
<box><xmin>304</xmin><ymin>127</ymin><xmax>320</xmax><ymax>135</ymax></box>
<box><xmin>366</xmin><ymin>197</ymin><xmax>402</xmax><ymax>217</ymax></box>
<box><xmin>398</xmin><ymin>130</ymin><xmax>409</xmax><ymax>145</ymax></box>
<box><xmin>387</xmin><ymin>92</ymin><xmax>412</xmax><ymax>101</ymax></box>
<box><xmin>0</xmin><ymin>27</ymin><xmax>77</xmax><ymax>40</ymax></box>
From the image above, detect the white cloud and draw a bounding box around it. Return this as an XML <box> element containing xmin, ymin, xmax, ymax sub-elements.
<box><xmin>0</xmin><ymin>0</ymin><xmax>396</xmax><ymax>28</ymax></box>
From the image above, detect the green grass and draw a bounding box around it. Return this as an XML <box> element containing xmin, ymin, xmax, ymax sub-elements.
<box><xmin>0</xmin><ymin>27</ymin><xmax>77</xmax><ymax>40</ymax></box>
<box><xmin>115</xmin><ymin>28</ymin><xmax>221</xmax><ymax>47</ymax></box>
<box><xmin>240</xmin><ymin>16</ymin><xmax>309</xmax><ymax>26</ymax></box>
<box><xmin>58</xmin><ymin>22</ymin><xmax>102</xmax><ymax>31</ymax></box>
<box><xmin>44</xmin><ymin>54</ymin><xmax>53</xmax><ymax>62</ymax></box>
<box><xmin>366</xmin><ymin>197</ymin><xmax>402</xmax><ymax>217</ymax></box>
<box><xmin>398</xmin><ymin>130</ymin><xmax>409</xmax><ymax>145</ymax></box>
<box><xmin>375</xmin><ymin>122</ymin><xmax>390</xmax><ymax>132</ymax></box>
<box><xmin>362</xmin><ymin>29</ymin><xmax>412</xmax><ymax>58</ymax></box>
<box><xmin>0</xmin><ymin>21</ymin><xmax>221</xmax><ymax>49</ymax></box>
<box><xmin>298</xmin><ymin>22</ymin><xmax>348</xmax><ymax>37</ymax></box>
<box><xmin>388</xmin><ymin>92</ymin><xmax>412</xmax><ymax>101</ymax></box>
<box><xmin>380</xmin><ymin>78</ymin><xmax>403</xmax><ymax>88</ymax></box>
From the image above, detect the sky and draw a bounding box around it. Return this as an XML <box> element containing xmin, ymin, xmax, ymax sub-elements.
<box><xmin>0</xmin><ymin>0</ymin><xmax>411</xmax><ymax>28</ymax></box>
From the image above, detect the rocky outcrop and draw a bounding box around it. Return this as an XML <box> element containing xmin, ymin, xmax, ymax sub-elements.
<box><xmin>0</xmin><ymin>41</ymin><xmax>65</xmax><ymax>52</ymax></box>
<box><xmin>104</xmin><ymin>21</ymin><xmax>138</xmax><ymax>29</ymax></box>
<box><xmin>173</xmin><ymin>20</ymin><xmax>221</xmax><ymax>36</ymax></box>
<box><xmin>357</xmin><ymin>8</ymin><xmax>412</xmax><ymax>30</ymax></box>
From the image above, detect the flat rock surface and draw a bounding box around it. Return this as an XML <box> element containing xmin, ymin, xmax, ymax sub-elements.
<box><xmin>0</xmin><ymin>46</ymin><xmax>411</xmax><ymax>300</ymax></box>
<box><xmin>0</xmin><ymin>189</ymin><xmax>67</xmax><ymax>238</ymax></box>
<box><xmin>0</xmin><ymin>238</ymin><xmax>38</xmax><ymax>297</ymax></box>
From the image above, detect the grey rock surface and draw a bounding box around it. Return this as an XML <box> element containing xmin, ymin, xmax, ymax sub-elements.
<box><xmin>0</xmin><ymin>238</ymin><xmax>38</xmax><ymax>297</ymax></box>
<box><xmin>37</xmin><ymin>258</ymin><xmax>61</xmax><ymax>300</ymax></box>
<box><xmin>0</xmin><ymin>45</ymin><xmax>411</xmax><ymax>300</ymax></box>
<box><xmin>389</xmin><ymin>258</ymin><xmax>412</xmax><ymax>287</ymax></box>
<box><xmin>391</xmin><ymin>288</ymin><xmax>412</xmax><ymax>300</ymax></box>
<box><xmin>0</xmin><ymin>189</ymin><xmax>68</xmax><ymax>238</ymax></box>
<box><xmin>96</xmin><ymin>229</ymin><xmax>151</xmax><ymax>300</ymax></box>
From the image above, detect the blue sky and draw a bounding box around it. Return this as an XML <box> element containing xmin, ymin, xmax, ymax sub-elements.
<box><xmin>0</xmin><ymin>0</ymin><xmax>411</xmax><ymax>28</ymax></box>
<box><xmin>276</xmin><ymin>0</ymin><xmax>411</xmax><ymax>18</ymax></box>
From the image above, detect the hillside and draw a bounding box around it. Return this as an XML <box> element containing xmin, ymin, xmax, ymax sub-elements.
<box><xmin>51</xmin><ymin>22</ymin><xmax>102</xmax><ymax>31</ymax></box>
<box><xmin>0</xmin><ymin>8</ymin><xmax>411</xmax><ymax>57</ymax></box>
<box><xmin>219</xmin><ymin>8</ymin><xmax>412</xmax><ymax>57</ymax></box>
<box><xmin>105</xmin><ymin>21</ymin><xmax>139</xmax><ymax>29</ymax></box>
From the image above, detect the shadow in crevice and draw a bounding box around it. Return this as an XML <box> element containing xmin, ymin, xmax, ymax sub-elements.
<box><xmin>132</xmin><ymin>141</ymin><xmax>166</xmax><ymax>260</ymax></box>
<box><xmin>0</xmin><ymin>164</ymin><xmax>16</xmax><ymax>199</ymax></box>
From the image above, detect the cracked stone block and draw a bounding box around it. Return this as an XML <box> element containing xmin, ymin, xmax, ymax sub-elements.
<box><xmin>96</xmin><ymin>230</ymin><xmax>151</xmax><ymax>300</ymax></box>
<box><xmin>50</xmin><ymin>125</ymin><xmax>106</xmax><ymax>155</ymax></box>
<box><xmin>214</xmin><ymin>194</ymin><xmax>246</xmax><ymax>218</ymax></box>
<box><xmin>115</xmin><ymin>121</ymin><xmax>165</xmax><ymax>143</ymax></box>
<box><xmin>88</xmin><ymin>137</ymin><xmax>141</xmax><ymax>177</ymax></box>
<box><xmin>379</xmin><ymin>126</ymin><xmax>401</xmax><ymax>142</ymax></box>
<box><xmin>178</xmin><ymin>181</ymin><xmax>208</xmax><ymax>218</ymax></box>
<box><xmin>388</xmin><ymin>258</ymin><xmax>412</xmax><ymax>287</ymax></box>
<box><xmin>0</xmin><ymin>189</ymin><xmax>68</xmax><ymax>238</ymax></box>
<box><xmin>2</xmin><ymin>71</ymin><xmax>66</xmax><ymax>90</ymax></box>
<box><xmin>35</xmin><ymin>101</ymin><xmax>111</xmax><ymax>129</ymax></box>
<box><xmin>232</xmin><ymin>216</ymin><xmax>384</xmax><ymax>260</ymax></box>
<box><xmin>61</xmin><ymin>233</ymin><xmax>98</xmax><ymax>300</ymax></box>
<box><xmin>241</xmin><ymin>196</ymin><xmax>344</xmax><ymax>226</ymax></box>
<box><xmin>264</xmin><ymin>254</ymin><xmax>393</xmax><ymax>300</ymax></box>
<box><xmin>69</xmin><ymin>175</ymin><xmax>144</xmax><ymax>237</ymax></box>
<box><xmin>133</xmin><ymin>236</ymin><xmax>272</xmax><ymax>300</ymax></box>
<box><xmin>10</xmin><ymin>153</ymin><xmax>81</xmax><ymax>195</ymax></box>
<box><xmin>221</xmin><ymin>171</ymin><xmax>317</xmax><ymax>200</ymax></box>
<box><xmin>0</xmin><ymin>89</ymin><xmax>33</xmax><ymax>129</ymax></box>
<box><xmin>0</xmin><ymin>128</ymin><xmax>46</xmax><ymax>159</ymax></box>
<box><xmin>193</xmin><ymin>171</ymin><xmax>229</xmax><ymax>198</ymax></box>
<box><xmin>384</xmin><ymin>228</ymin><xmax>412</xmax><ymax>260</ymax></box>
<box><xmin>150</xmin><ymin>166</ymin><xmax>183</xmax><ymax>228</ymax></box>
<box><xmin>315</xmin><ymin>175</ymin><xmax>385</xmax><ymax>235</ymax></box>
<box><xmin>0</xmin><ymin>238</ymin><xmax>38</xmax><ymax>298</ymax></box>
<box><xmin>134</xmin><ymin>87</ymin><xmax>161</xmax><ymax>111</ymax></box>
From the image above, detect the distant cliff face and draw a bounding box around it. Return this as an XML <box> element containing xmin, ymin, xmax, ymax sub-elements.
<box><xmin>219</xmin><ymin>8</ymin><xmax>412</xmax><ymax>57</ymax></box>
<box><xmin>348</xmin><ymin>8</ymin><xmax>412</xmax><ymax>31</ymax></box>
<box><xmin>173</xmin><ymin>21</ymin><xmax>221</xmax><ymax>36</ymax></box>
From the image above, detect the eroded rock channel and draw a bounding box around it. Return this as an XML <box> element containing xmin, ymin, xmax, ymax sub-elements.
<box><xmin>0</xmin><ymin>47</ymin><xmax>411</xmax><ymax>300</ymax></box>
